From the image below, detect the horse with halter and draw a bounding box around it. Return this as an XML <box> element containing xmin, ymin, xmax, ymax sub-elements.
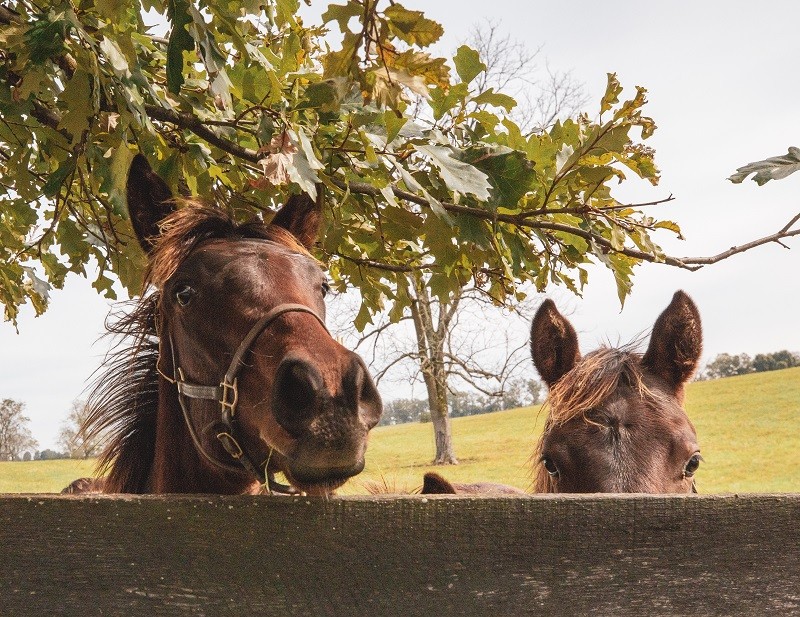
<box><xmin>70</xmin><ymin>155</ymin><xmax>382</xmax><ymax>496</ymax></box>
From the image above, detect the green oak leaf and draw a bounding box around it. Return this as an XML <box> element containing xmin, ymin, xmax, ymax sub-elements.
<box><xmin>384</xmin><ymin>4</ymin><xmax>444</xmax><ymax>47</ymax></box>
<box><xmin>453</xmin><ymin>45</ymin><xmax>485</xmax><ymax>84</ymax></box>
<box><xmin>415</xmin><ymin>144</ymin><xmax>491</xmax><ymax>201</ymax></box>
<box><xmin>166</xmin><ymin>0</ymin><xmax>194</xmax><ymax>94</ymax></box>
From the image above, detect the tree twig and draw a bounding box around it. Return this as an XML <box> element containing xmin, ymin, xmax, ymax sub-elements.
<box><xmin>20</xmin><ymin>94</ymin><xmax>799</xmax><ymax>272</ymax></box>
<box><xmin>680</xmin><ymin>214</ymin><xmax>800</xmax><ymax>266</ymax></box>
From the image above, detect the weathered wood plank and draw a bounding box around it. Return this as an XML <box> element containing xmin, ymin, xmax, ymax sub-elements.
<box><xmin>1</xmin><ymin>494</ymin><xmax>798</xmax><ymax>616</ymax></box>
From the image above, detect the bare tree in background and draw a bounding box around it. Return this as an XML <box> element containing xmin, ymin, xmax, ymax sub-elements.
<box><xmin>57</xmin><ymin>399</ymin><xmax>103</xmax><ymax>459</ymax></box>
<box><xmin>332</xmin><ymin>282</ymin><xmax>540</xmax><ymax>465</ymax></box>
<box><xmin>467</xmin><ymin>22</ymin><xmax>589</xmax><ymax>132</ymax></box>
<box><xmin>330</xmin><ymin>25</ymin><xmax>587</xmax><ymax>465</ymax></box>
<box><xmin>0</xmin><ymin>399</ymin><xmax>37</xmax><ymax>461</ymax></box>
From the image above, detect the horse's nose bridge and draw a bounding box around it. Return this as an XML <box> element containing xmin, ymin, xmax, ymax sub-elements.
<box><xmin>606</xmin><ymin>450</ymin><xmax>664</xmax><ymax>494</ymax></box>
<box><xmin>318</xmin><ymin>349</ymin><xmax>366</xmax><ymax>410</ymax></box>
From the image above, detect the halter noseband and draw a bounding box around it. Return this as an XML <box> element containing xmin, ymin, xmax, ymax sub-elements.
<box><xmin>162</xmin><ymin>303</ymin><xmax>329</xmax><ymax>489</ymax></box>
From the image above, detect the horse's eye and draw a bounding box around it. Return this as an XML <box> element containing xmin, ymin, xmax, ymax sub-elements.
<box><xmin>684</xmin><ymin>453</ymin><xmax>702</xmax><ymax>477</ymax></box>
<box><xmin>542</xmin><ymin>457</ymin><xmax>559</xmax><ymax>477</ymax></box>
<box><xmin>175</xmin><ymin>284</ymin><xmax>195</xmax><ymax>306</ymax></box>
<box><xmin>321</xmin><ymin>280</ymin><xmax>330</xmax><ymax>298</ymax></box>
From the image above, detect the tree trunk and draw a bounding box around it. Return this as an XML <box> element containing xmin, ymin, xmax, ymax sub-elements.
<box><xmin>429</xmin><ymin>363</ymin><xmax>458</xmax><ymax>465</ymax></box>
<box><xmin>406</xmin><ymin>275</ymin><xmax>459</xmax><ymax>465</ymax></box>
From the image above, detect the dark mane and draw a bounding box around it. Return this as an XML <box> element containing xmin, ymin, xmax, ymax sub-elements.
<box><xmin>82</xmin><ymin>296</ymin><xmax>160</xmax><ymax>493</ymax></box>
<box><xmin>532</xmin><ymin>346</ymin><xmax>653</xmax><ymax>492</ymax></box>
<box><xmin>82</xmin><ymin>203</ymin><xmax>308</xmax><ymax>492</ymax></box>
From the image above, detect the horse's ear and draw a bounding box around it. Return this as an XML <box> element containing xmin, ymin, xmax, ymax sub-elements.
<box><xmin>126</xmin><ymin>154</ymin><xmax>175</xmax><ymax>253</ymax></box>
<box><xmin>642</xmin><ymin>290</ymin><xmax>703</xmax><ymax>394</ymax></box>
<box><xmin>530</xmin><ymin>299</ymin><xmax>581</xmax><ymax>387</ymax></box>
<box><xmin>421</xmin><ymin>472</ymin><xmax>458</xmax><ymax>495</ymax></box>
<box><xmin>270</xmin><ymin>192</ymin><xmax>320</xmax><ymax>249</ymax></box>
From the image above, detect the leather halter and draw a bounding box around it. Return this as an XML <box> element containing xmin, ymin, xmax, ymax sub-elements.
<box><xmin>161</xmin><ymin>303</ymin><xmax>328</xmax><ymax>488</ymax></box>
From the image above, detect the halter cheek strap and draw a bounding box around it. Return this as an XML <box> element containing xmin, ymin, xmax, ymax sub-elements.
<box><xmin>163</xmin><ymin>303</ymin><xmax>329</xmax><ymax>488</ymax></box>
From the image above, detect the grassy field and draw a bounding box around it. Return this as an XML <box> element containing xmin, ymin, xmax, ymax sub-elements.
<box><xmin>0</xmin><ymin>458</ymin><xmax>96</xmax><ymax>493</ymax></box>
<box><xmin>349</xmin><ymin>365</ymin><xmax>800</xmax><ymax>494</ymax></box>
<box><xmin>2</xmin><ymin>367</ymin><xmax>798</xmax><ymax>494</ymax></box>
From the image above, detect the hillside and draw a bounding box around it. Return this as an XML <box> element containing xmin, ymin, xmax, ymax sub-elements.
<box><xmin>684</xmin><ymin>366</ymin><xmax>800</xmax><ymax>493</ymax></box>
<box><xmin>1</xmin><ymin>367</ymin><xmax>798</xmax><ymax>494</ymax></box>
<box><xmin>350</xmin><ymin>366</ymin><xmax>800</xmax><ymax>494</ymax></box>
<box><xmin>0</xmin><ymin>458</ymin><xmax>96</xmax><ymax>493</ymax></box>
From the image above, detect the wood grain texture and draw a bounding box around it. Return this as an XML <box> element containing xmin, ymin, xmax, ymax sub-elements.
<box><xmin>1</xmin><ymin>494</ymin><xmax>799</xmax><ymax>616</ymax></box>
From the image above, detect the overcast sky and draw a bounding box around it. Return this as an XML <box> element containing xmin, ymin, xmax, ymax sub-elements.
<box><xmin>1</xmin><ymin>1</ymin><xmax>798</xmax><ymax>450</ymax></box>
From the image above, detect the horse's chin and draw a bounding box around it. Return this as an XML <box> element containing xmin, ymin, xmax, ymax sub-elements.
<box><xmin>284</xmin><ymin>459</ymin><xmax>365</xmax><ymax>496</ymax></box>
<box><xmin>289</xmin><ymin>479</ymin><xmax>346</xmax><ymax>496</ymax></box>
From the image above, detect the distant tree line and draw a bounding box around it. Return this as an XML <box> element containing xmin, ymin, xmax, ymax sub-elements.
<box><xmin>33</xmin><ymin>449</ymin><xmax>69</xmax><ymax>460</ymax></box>
<box><xmin>701</xmin><ymin>350</ymin><xmax>800</xmax><ymax>380</ymax></box>
<box><xmin>0</xmin><ymin>397</ymin><xmax>105</xmax><ymax>461</ymax></box>
<box><xmin>3</xmin><ymin>449</ymin><xmax>76</xmax><ymax>461</ymax></box>
<box><xmin>0</xmin><ymin>398</ymin><xmax>37</xmax><ymax>461</ymax></box>
<box><xmin>379</xmin><ymin>378</ymin><xmax>542</xmax><ymax>427</ymax></box>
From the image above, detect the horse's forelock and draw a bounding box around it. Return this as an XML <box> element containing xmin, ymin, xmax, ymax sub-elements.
<box><xmin>546</xmin><ymin>347</ymin><xmax>645</xmax><ymax>427</ymax></box>
<box><xmin>144</xmin><ymin>201</ymin><xmax>237</xmax><ymax>289</ymax></box>
<box><xmin>531</xmin><ymin>346</ymin><xmax>648</xmax><ymax>493</ymax></box>
<box><xmin>144</xmin><ymin>200</ymin><xmax>315</xmax><ymax>290</ymax></box>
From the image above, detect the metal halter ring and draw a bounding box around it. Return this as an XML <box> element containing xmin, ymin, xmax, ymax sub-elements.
<box><xmin>220</xmin><ymin>379</ymin><xmax>239</xmax><ymax>417</ymax></box>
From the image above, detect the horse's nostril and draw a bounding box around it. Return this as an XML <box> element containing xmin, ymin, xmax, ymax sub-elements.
<box><xmin>286</xmin><ymin>362</ymin><xmax>319</xmax><ymax>408</ymax></box>
<box><xmin>346</xmin><ymin>355</ymin><xmax>383</xmax><ymax>428</ymax></box>
<box><xmin>273</xmin><ymin>358</ymin><xmax>323</xmax><ymax>435</ymax></box>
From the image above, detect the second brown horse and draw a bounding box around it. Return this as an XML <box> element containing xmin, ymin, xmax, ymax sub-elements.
<box><xmin>424</xmin><ymin>291</ymin><xmax>704</xmax><ymax>495</ymax></box>
<box><xmin>529</xmin><ymin>290</ymin><xmax>703</xmax><ymax>493</ymax></box>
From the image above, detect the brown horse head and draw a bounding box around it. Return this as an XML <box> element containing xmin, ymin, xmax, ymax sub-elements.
<box><xmin>530</xmin><ymin>291</ymin><xmax>702</xmax><ymax>493</ymax></box>
<box><xmin>85</xmin><ymin>155</ymin><xmax>381</xmax><ymax>495</ymax></box>
<box><xmin>363</xmin><ymin>473</ymin><xmax>525</xmax><ymax>495</ymax></box>
<box><xmin>420</xmin><ymin>472</ymin><xmax>526</xmax><ymax>495</ymax></box>
<box><xmin>60</xmin><ymin>477</ymin><xmax>106</xmax><ymax>494</ymax></box>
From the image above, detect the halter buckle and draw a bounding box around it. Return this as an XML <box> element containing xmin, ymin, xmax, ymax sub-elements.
<box><xmin>216</xmin><ymin>432</ymin><xmax>244</xmax><ymax>460</ymax></box>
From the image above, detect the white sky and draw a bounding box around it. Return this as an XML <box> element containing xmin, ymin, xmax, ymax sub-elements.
<box><xmin>1</xmin><ymin>1</ymin><xmax>798</xmax><ymax>450</ymax></box>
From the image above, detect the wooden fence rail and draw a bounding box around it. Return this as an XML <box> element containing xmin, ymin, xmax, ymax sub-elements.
<box><xmin>1</xmin><ymin>494</ymin><xmax>799</xmax><ymax>616</ymax></box>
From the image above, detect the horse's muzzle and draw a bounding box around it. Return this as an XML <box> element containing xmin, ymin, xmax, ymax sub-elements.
<box><xmin>286</xmin><ymin>458</ymin><xmax>366</xmax><ymax>489</ymax></box>
<box><xmin>271</xmin><ymin>353</ymin><xmax>382</xmax><ymax>438</ymax></box>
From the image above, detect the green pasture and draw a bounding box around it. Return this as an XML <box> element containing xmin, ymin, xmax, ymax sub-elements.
<box><xmin>2</xmin><ymin>367</ymin><xmax>798</xmax><ymax>494</ymax></box>
<box><xmin>349</xmin><ymin>366</ymin><xmax>800</xmax><ymax>494</ymax></box>
<box><xmin>0</xmin><ymin>458</ymin><xmax>96</xmax><ymax>494</ymax></box>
